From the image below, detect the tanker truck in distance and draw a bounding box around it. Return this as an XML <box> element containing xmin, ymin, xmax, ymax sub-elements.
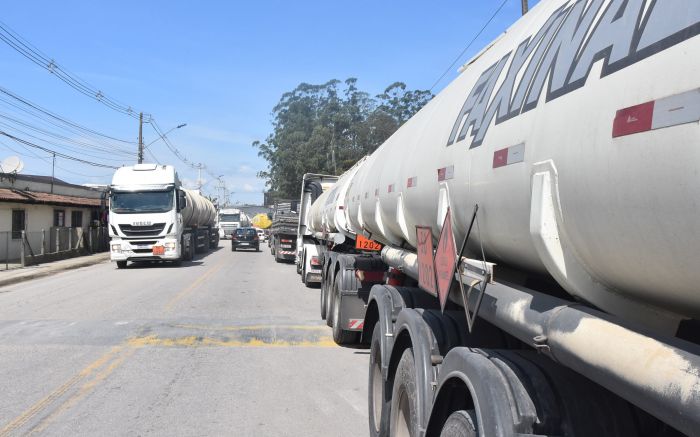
<box><xmin>307</xmin><ymin>1</ymin><xmax>700</xmax><ymax>436</ymax></box>
<box><xmin>108</xmin><ymin>164</ymin><xmax>220</xmax><ymax>268</ymax></box>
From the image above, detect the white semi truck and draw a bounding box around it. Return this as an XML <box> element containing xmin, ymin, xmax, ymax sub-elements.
<box><xmin>296</xmin><ymin>173</ymin><xmax>338</xmax><ymax>286</ymax></box>
<box><xmin>108</xmin><ymin>164</ymin><xmax>219</xmax><ymax>268</ymax></box>
<box><xmin>307</xmin><ymin>1</ymin><xmax>700</xmax><ymax>436</ymax></box>
<box><xmin>218</xmin><ymin>208</ymin><xmax>250</xmax><ymax>239</ymax></box>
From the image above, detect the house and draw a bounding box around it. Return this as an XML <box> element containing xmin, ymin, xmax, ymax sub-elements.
<box><xmin>0</xmin><ymin>173</ymin><xmax>107</xmax><ymax>263</ymax></box>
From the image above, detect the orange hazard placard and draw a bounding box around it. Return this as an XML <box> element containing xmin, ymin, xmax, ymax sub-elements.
<box><xmin>355</xmin><ymin>234</ymin><xmax>382</xmax><ymax>251</ymax></box>
<box><xmin>416</xmin><ymin>226</ymin><xmax>437</xmax><ymax>296</ymax></box>
<box><xmin>434</xmin><ymin>209</ymin><xmax>457</xmax><ymax>311</ymax></box>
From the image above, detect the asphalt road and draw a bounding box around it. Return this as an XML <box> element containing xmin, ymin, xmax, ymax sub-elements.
<box><xmin>0</xmin><ymin>242</ymin><xmax>369</xmax><ymax>436</ymax></box>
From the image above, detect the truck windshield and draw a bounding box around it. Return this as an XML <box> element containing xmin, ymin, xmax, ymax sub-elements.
<box><xmin>111</xmin><ymin>190</ymin><xmax>174</xmax><ymax>214</ymax></box>
<box><xmin>220</xmin><ymin>213</ymin><xmax>240</xmax><ymax>222</ymax></box>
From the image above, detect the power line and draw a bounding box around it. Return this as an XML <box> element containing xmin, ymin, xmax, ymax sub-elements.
<box><xmin>0</xmin><ymin>86</ymin><xmax>136</xmax><ymax>147</ymax></box>
<box><xmin>429</xmin><ymin>0</ymin><xmax>509</xmax><ymax>92</ymax></box>
<box><xmin>0</xmin><ymin>130</ymin><xmax>119</xmax><ymax>168</ymax></box>
<box><xmin>0</xmin><ymin>21</ymin><xmax>144</xmax><ymax>119</ymax></box>
<box><xmin>0</xmin><ymin>120</ymin><xmax>130</xmax><ymax>163</ymax></box>
<box><xmin>0</xmin><ymin>111</ymin><xmax>135</xmax><ymax>158</ymax></box>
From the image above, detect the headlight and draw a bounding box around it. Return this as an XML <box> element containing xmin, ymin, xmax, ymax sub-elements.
<box><xmin>164</xmin><ymin>242</ymin><xmax>177</xmax><ymax>251</ymax></box>
<box><xmin>111</xmin><ymin>244</ymin><xmax>122</xmax><ymax>252</ymax></box>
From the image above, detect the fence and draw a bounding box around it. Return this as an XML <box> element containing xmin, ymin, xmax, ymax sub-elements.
<box><xmin>0</xmin><ymin>227</ymin><xmax>109</xmax><ymax>270</ymax></box>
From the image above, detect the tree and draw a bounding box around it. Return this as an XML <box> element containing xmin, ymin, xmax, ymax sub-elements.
<box><xmin>254</xmin><ymin>78</ymin><xmax>432</xmax><ymax>198</ymax></box>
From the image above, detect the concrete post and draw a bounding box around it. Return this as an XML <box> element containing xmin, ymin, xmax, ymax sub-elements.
<box><xmin>41</xmin><ymin>229</ymin><xmax>46</xmax><ymax>255</ymax></box>
<box><xmin>69</xmin><ymin>229</ymin><xmax>73</xmax><ymax>251</ymax></box>
<box><xmin>4</xmin><ymin>233</ymin><xmax>8</xmax><ymax>270</ymax></box>
<box><xmin>20</xmin><ymin>230</ymin><xmax>25</xmax><ymax>267</ymax></box>
<box><xmin>55</xmin><ymin>228</ymin><xmax>59</xmax><ymax>253</ymax></box>
<box><xmin>87</xmin><ymin>228</ymin><xmax>92</xmax><ymax>254</ymax></box>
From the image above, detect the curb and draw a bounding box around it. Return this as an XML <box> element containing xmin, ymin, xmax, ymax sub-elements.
<box><xmin>0</xmin><ymin>253</ymin><xmax>110</xmax><ymax>289</ymax></box>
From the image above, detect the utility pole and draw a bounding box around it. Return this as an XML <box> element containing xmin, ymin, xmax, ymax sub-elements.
<box><xmin>196</xmin><ymin>164</ymin><xmax>203</xmax><ymax>190</ymax></box>
<box><xmin>521</xmin><ymin>0</ymin><xmax>528</xmax><ymax>15</ymax></box>
<box><xmin>137</xmin><ymin>112</ymin><xmax>144</xmax><ymax>164</ymax></box>
<box><xmin>51</xmin><ymin>153</ymin><xmax>56</xmax><ymax>193</ymax></box>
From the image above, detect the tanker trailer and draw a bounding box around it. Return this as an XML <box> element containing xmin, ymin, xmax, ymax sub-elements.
<box><xmin>310</xmin><ymin>1</ymin><xmax>700</xmax><ymax>435</ymax></box>
<box><xmin>181</xmin><ymin>189</ymin><xmax>220</xmax><ymax>254</ymax></box>
<box><xmin>108</xmin><ymin>164</ymin><xmax>220</xmax><ymax>268</ymax></box>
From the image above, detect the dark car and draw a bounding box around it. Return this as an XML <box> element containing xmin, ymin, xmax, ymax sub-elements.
<box><xmin>231</xmin><ymin>227</ymin><xmax>260</xmax><ymax>252</ymax></box>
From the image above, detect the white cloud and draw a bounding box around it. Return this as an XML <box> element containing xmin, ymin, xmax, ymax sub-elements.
<box><xmin>243</xmin><ymin>183</ymin><xmax>255</xmax><ymax>192</ymax></box>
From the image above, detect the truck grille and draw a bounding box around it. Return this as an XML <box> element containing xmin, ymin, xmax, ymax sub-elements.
<box><xmin>118</xmin><ymin>223</ymin><xmax>166</xmax><ymax>237</ymax></box>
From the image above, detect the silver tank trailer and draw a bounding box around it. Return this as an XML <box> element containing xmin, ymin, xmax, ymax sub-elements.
<box><xmin>314</xmin><ymin>0</ymin><xmax>700</xmax><ymax>333</ymax></box>
<box><xmin>181</xmin><ymin>189</ymin><xmax>216</xmax><ymax>228</ymax></box>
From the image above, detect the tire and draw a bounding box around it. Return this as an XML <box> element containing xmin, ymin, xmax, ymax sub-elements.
<box><xmin>116</xmin><ymin>260</ymin><xmax>127</xmax><ymax>269</ymax></box>
<box><xmin>256</xmin><ymin>245</ymin><xmax>260</xmax><ymax>252</ymax></box>
<box><xmin>390</xmin><ymin>349</ymin><xmax>418</xmax><ymax>437</ymax></box>
<box><xmin>183</xmin><ymin>235</ymin><xmax>194</xmax><ymax>261</ymax></box>
<box><xmin>369</xmin><ymin>323</ymin><xmax>390</xmax><ymax>437</ymax></box>
<box><xmin>331</xmin><ymin>277</ymin><xmax>360</xmax><ymax>345</ymax></box>
<box><xmin>320</xmin><ymin>273</ymin><xmax>328</xmax><ymax>320</ymax></box>
<box><xmin>440</xmin><ymin>410</ymin><xmax>478</xmax><ymax>437</ymax></box>
<box><xmin>325</xmin><ymin>271</ymin><xmax>335</xmax><ymax>327</ymax></box>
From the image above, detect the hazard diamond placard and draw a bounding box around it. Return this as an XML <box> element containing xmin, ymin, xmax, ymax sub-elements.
<box><xmin>434</xmin><ymin>208</ymin><xmax>457</xmax><ymax>312</ymax></box>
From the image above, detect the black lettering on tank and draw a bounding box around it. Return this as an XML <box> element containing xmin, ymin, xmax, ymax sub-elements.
<box><xmin>524</xmin><ymin>0</ymin><xmax>605</xmax><ymax>107</ymax></box>
<box><xmin>469</xmin><ymin>5</ymin><xmax>568</xmax><ymax>147</ymax></box>
<box><xmin>446</xmin><ymin>56</ymin><xmax>508</xmax><ymax>146</ymax></box>
<box><xmin>448</xmin><ymin>0</ymin><xmax>700</xmax><ymax>148</ymax></box>
<box><xmin>567</xmin><ymin>0</ymin><xmax>644</xmax><ymax>89</ymax></box>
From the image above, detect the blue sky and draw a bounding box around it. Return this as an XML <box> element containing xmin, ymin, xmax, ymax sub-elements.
<box><xmin>0</xmin><ymin>0</ymin><xmax>539</xmax><ymax>204</ymax></box>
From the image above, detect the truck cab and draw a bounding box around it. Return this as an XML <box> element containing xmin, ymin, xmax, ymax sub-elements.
<box><xmin>108</xmin><ymin>164</ymin><xmax>188</xmax><ymax>268</ymax></box>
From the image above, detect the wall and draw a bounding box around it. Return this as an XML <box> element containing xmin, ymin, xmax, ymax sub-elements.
<box><xmin>0</xmin><ymin>201</ymin><xmax>95</xmax><ymax>260</ymax></box>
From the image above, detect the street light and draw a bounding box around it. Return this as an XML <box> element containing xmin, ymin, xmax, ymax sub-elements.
<box><xmin>145</xmin><ymin>123</ymin><xmax>187</xmax><ymax>149</ymax></box>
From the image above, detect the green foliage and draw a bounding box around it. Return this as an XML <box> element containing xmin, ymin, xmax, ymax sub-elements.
<box><xmin>254</xmin><ymin>78</ymin><xmax>432</xmax><ymax>198</ymax></box>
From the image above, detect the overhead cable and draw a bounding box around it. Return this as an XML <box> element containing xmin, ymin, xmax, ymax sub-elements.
<box><xmin>429</xmin><ymin>0</ymin><xmax>509</xmax><ymax>92</ymax></box>
<box><xmin>0</xmin><ymin>130</ymin><xmax>119</xmax><ymax>169</ymax></box>
<box><xmin>0</xmin><ymin>21</ymin><xmax>144</xmax><ymax>119</ymax></box>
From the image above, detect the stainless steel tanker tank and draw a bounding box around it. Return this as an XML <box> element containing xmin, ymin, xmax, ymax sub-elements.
<box><xmin>181</xmin><ymin>189</ymin><xmax>217</xmax><ymax>228</ymax></box>
<box><xmin>316</xmin><ymin>0</ymin><xmax>700</xmax><ymax>332</ymax></box>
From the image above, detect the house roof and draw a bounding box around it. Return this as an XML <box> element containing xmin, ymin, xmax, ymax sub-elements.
<box><xmin>0</xmin><ymin>188</ymin><xmax>102</xmax><ymax>208</ymax></box>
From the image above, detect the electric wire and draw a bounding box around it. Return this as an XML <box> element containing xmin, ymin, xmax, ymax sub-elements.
<box><xmin>0</xmin><ymin>111</ymin><xmax>135</xmax><ymax>158</ymax></box>
<box><xmin>0</xmin><ymin>86</ymin><xmax>137</xmax><ymax>147</ymax></box>
<box><xmin>0</xmin><ymin>21</ymin><xmax>144</xmax><ymax>119</ymax></box>
<box><xmin>429</xmin><ymin>0</ymin><xmax>509</xmax><ymax>92</ymax></box>
<box><xmin>0</xmin><ymin>119</ymin><xmax>131</xmax><ymax>162</ymax></box>
<box><xmin>0</xmin><ymin>131</ymin><xmax>119</xmax><ymax>168</ymax></box>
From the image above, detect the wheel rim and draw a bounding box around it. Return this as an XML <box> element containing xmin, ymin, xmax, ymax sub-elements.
<box><xmin>394</xmin><ymin>389</ymin><xmax>411</xmax><ymax>437</ymax></box>
<box><xmin>372</xmin><ymin>357</ymin><xmax>383</xmax><ymax>432</ymax></box>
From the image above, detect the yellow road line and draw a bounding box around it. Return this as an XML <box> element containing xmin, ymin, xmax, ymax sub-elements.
<box><xmin>172</xmin><ymin>323</ymin><xmax>331</xmax><ymax>332</ymax></box>
<box><xmin>128</xmin><ymin>335</ymin><xmax>337</xmax><ymax>348</ymax></box>
<box><xmin>28</xmin><ymin>348</ymin><xmax>137</xmax><ymax>435</ymax></box>
<box><xmin>0</xmin><ymin>345</ymin><xmax>124</xmax><ymax>437</ymax></box>
<box><xmin>163</xmin><ymin>261</ymin><xmax>225</xmax><ymax>312</ymax></box>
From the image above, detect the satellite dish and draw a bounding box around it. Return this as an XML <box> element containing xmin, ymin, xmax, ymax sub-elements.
<box><xmin>0</xmin><ymin>156</ymin><xmax>24</xmax><ymax>173</ymax></box>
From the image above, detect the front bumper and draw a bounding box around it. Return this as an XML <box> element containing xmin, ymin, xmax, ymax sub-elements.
<box><xmin>110</xmin><ymin>238</ymin><xmax>180</xmax><ymax>261</ymax></box>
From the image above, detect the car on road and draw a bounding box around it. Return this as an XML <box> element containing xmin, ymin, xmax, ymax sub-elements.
<box><xmin>231</xmin><ymin>227</ymin><xmax>260</xmax><ymax>252</ymax></box>
<box><xmin>255</xmin><ymin>228</ymin><xmax>267</xmax><ymax>241</ymax></box>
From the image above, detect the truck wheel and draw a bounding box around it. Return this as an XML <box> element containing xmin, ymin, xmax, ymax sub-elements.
<box><xmin>331</xmin><ymin>279</ymin><xmax>360</xmax><ymax>345</ymax></box>
<box><xmin>184</xmin><ymin>235</ymin><xmax>194</xmax><ymax>261</ymax></box>
<box><xmin>116</xmin><ymin>261</ymin><xmax>127</xmax><ymax>269</ymax></box>
<box><xmin>390</xmin><ymin>349</ymin><xmax>418</xmax><ymax>437</ymax></box>
<box><xmin>440</xmin><ymin>410</ymin><xmax>477</xmax><ymax>437</ymax></box>
<box><xmin>369</xmin><ymin>323</ymin><xmax>390</xmax><ymax>437</ymax></box>
<box><xmin>325</xmin><ymin>272</ymin><xmax>335</xmax><ymax>327</ymax></box>
<box><xmin>320</xmin><ymin>276</ymin><xmax>328</xmax><ymax>320</ymax></box>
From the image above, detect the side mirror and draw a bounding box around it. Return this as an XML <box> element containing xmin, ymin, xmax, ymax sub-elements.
<box><xmin>178</xmin><ymin>191</ymin><xmax>187</xmax><ymax>211</ymax></box>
